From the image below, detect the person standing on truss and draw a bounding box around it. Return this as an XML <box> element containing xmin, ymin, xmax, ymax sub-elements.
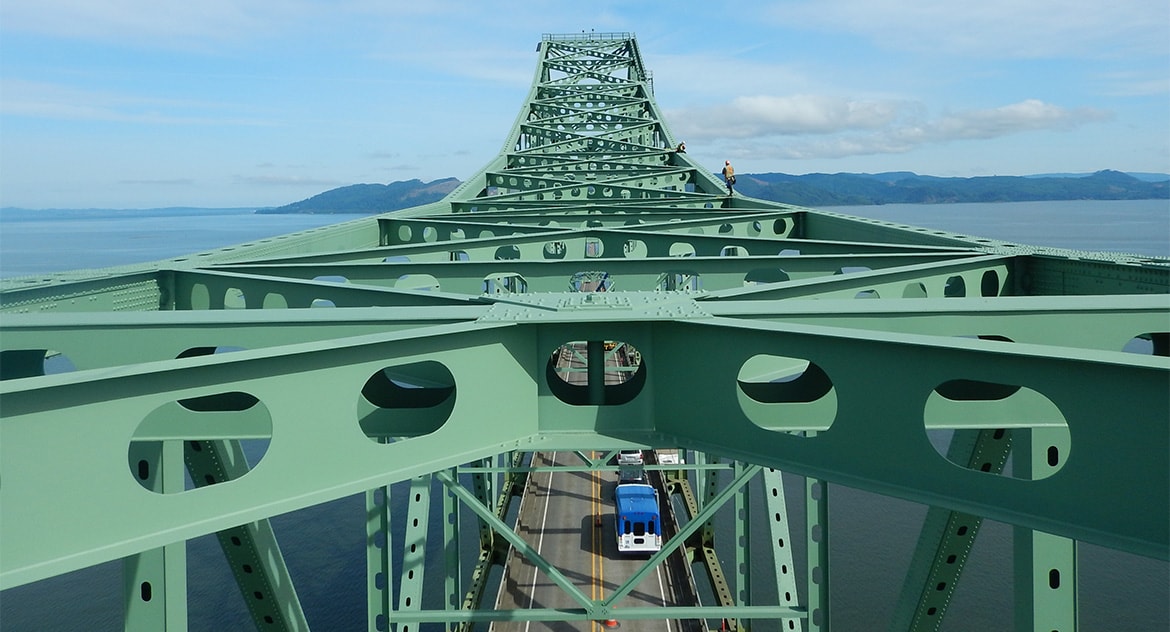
<box><xmin>722</xmin><ymin>160</ymin><xmax>735</xmax><ymax>195</ymax></box>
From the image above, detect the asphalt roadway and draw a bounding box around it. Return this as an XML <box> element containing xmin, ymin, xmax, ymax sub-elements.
<box><xmin>490</xmin><ymin>451</ymin><xmax>702</xmax><ymax>632</ymax></box>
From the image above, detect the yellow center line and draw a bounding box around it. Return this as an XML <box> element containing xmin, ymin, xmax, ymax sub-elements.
<box><xmin>592</xmin><ymin>452</ymin><xmax>598</xmax><ymax>632</ymax></box>
<box><xmin>590</xmin><ymin>453</ymin><xmax>596</xmax><ymax>631</ymax></box>
<box><xmin>591</xmin><ymin>451</ymin><xmax>604</xmax><ymax>631</ymax></box>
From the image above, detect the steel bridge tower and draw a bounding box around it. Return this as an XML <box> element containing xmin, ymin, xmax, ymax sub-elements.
<box><xmin>2</xmin><ymin>32</ymin><xmax>1167</xmax><ymax>632</ymax></box>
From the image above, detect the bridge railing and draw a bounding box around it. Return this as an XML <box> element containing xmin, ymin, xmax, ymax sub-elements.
<box><xmin>542</xmin><ymin>32</ymin><xmax>633</xmax><ymax>42</ymax></box>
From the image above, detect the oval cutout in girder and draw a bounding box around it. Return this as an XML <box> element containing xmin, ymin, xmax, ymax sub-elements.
<box><xmin>358</xmin><ymin>360</ymin><xmax>456</xmax><ymax>443</ymax></box>
<box><xmin>738</xmin><ymin>356</ymin><xmax>833</xmax><ymax>403</ymax></box>
<box><xmin>744</xmin><ymin>268</ymin><xmax>790</xmax><ymax>285</ymax></box>
<box><xmin>0</xmin><ymin>349</ymin><xmax>77</xmax><ymax>380</ymax></box>
<box><xmin>130</xmin><ymin>394</ymin><xmax>273</xmax><ymax>494</ymax></box>
<box><xmin>737</xmin><ymin>354</ymin><xmax>837</xmax><ymax>434</ymax></box>
<box><xmin>546</xmin><ymin>340</ymin><xmax>645</xmax><ymax>406</ymax></box>
<box><xmin>361</xmin><ymin>361</ymin><xmax>456</xmax><ymax>409</ymax></box>
<box><xmin>1125</xmin><ymin>332</ymin><xmax>1169</xmax><ymax>356</ymax></box>
<box><xmin>571</xmin><ymin>271</ymin><xmax>613</xmax><ymax>292</ymax></box>
<box><xmin>924</xmin><ymin>382</ymin><xmax>1069</xmax><ymax>480</ymax></box>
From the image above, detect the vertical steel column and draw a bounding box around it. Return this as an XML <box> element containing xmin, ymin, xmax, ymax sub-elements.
<box><xmin>124</xmin><ymin>440</ymin><xmax>187</xmax><ymax>631</ymax></box>
<box><xmin>806</xmin><ymin>477</ymin><xmax>829</xmax><ymax>632</ymax></box>
<box><xmin>455</xmin><ymin>455</ymin><xmax>504</xmax><ymax>632</ymax></box>
<box><xmin>471</xmin><ymin>456</ymin><xmax>495</xmax><ymax>558</ymax></box>
<box><xmin>443</xmin><ymin>467</ymin><xmax>460</xmax><ymax>629</ymax></box>
<box><xmin>366</xmin><ymin>485</ymin><xmax>392</xmax><ymax>632</ymax></box>
<box><xmin>587</xmin><ymin>339</ymin><xmax>605</xmax><ymax>405</ymax></box>
<box><xmin>701</xmin><ymin>453</ymin><xmax>720</xmax><ymax>554</ymax></box>
<box><xmin>398</xmin><ymin>475</ymin><xmax>433</xmax><ymax>632</ymax></box>
<box><xmin>694</xmin><ymin>451</ymin><xmax>709</xmax><ymax>513</ymax></box>
<box><xmin>1014</xmin><ymin>532</ymin><xmax>1077</xmax><ymax>632</ymax></box>
<box><xmin>734</xmin><ymin>461</ymin><xmax>749</xmax><ymax>632</ymax></box>
<box><xmin>666</xmin><ymin>451</ymin><xmax>701</xmax><ymax>569</ymax></box>
<box><xmin>1014</xmin><ymin>427</ymin><xmax>1077</xmax><ymax>631</ymax></box>
<box><xmin>698</xmin><ymin>454</ymin><xmax>737</xmax><ymax>631</ymax></box>
<box><xmin>761</xmin><ymin>467</ymin><xmax>804</xmax><ymax>632</ymax></box>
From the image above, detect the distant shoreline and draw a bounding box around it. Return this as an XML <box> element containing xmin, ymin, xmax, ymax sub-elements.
<box><xmin>3</xmin><ymin>170</ymin><xmax>1167</xmax><ymax>215</ymax></box>
<box><xmin>2</xmin><ymin>200</ymin><xmax>1166</xmax><ymax>279</ymax></box>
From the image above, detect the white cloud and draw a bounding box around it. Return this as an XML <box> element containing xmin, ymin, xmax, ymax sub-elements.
<box><xmin>0</xmin><ymin>2</ymin><xmax>1162</xmax><ymax>206</ymax></box>
<box><xmin>674</xmin><ymin>96</ymin><xmax>1111</xmax><ymax>160</ymax></box>
<box><xmin>668</xmin><ymin>95</ymin><xmax>911</xmax><ymax>139</ymax></box>
<box><xmin>926</xmin><ymin>99</ymin><xmax>1110</xmax><ymax>140</ymax></box>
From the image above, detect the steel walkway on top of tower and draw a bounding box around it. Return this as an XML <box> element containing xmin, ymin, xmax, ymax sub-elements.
<box><xmin>1</xmin><ymin>31</ymin><xmax>1167</xmax><ymax>631</ymax></box>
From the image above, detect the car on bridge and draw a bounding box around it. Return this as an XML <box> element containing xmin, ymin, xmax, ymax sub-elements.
<box><xmin>617</xmin><ymin>449</ymin><xmax>643</xmax><ymax>465</ymax></box>
<box><xmin>614</xmin><ymin>482</ymin><xmax>662</xmax><ymax>554</ymax></box>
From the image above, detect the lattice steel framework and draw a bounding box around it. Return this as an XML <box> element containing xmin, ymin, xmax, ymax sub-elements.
<box><xmin>2</xmin><ymin>32</ymin><xmax>1167</xmax><ymax>631</ymax></box>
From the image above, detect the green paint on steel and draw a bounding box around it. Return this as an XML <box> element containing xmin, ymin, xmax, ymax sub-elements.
<box><xmin>604</xmin><ymin>463</ymin><xmax>764</xmax><ymax>610</ymax></box>
<box><xmin>806</xmin><ymin>475</ymin><xmax>831</xmax><ymax>632</ymax></box>
<box><xmin>892</xmin><ymin>429</ymin><xmax>1010</xmax><ymax>631</ymax></box>
<box><xmin>0</xmin><ymin>30</ymin><xmax>1167</xmax><ymax>632</ymax></box>
<box><xmin>436</xmin><ymin>469</ymin><xmax>595</xmax><ymax>610</ymax></box>
<box><xmin>761</xmin><ymin>467</ymin><xmax>804</xmax><ymax>631</ymax></box>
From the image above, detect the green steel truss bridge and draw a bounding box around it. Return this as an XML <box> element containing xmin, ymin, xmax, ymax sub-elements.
<box><xmin>2</xmin><ymin>32</ymin><xmax>1167</xmax><ymax>631</ymax></box>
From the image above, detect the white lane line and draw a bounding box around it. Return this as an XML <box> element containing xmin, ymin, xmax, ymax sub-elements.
<box><xmin>525</xmin><ymin>452</ymin><xmax>556</xmax><ymax>632</ymax></box>
<box><xmin>656</xmin><ymin>565</ymin><xmax>672</xmax><ymax>632</ymax></box>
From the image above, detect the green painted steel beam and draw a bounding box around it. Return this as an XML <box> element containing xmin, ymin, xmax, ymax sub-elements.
<box><xmin>604</xmin><ymin>463</ymin><xmax>763</xmax><ymax>609</ymax></box>
<box><xmin>456</xmin><ymin>462</ymin><xmax>731</xmax><ymax>474</ymax></box>
<box><xmin>364</xmin><ymin>604</ymin><xmax>806</xmax><ymax>623</ymax></box>
<box><xmin>891</xmin><ymin>428</ymin><xmax>1013</xmax><ymax>631</ymax></box>
<box><xmin>1</xmin><ymin>30</ymin><xmax>1167</xmax><ymax>631</ymax></box>
<box><xmin>695</xmin><ymin>454</ymin><xmax>738</xmax><ymax>626</ymax></box>
<box><xmin>2</xmin><ymin>300</ymin><xmax>1166</xmax><ymax>589</ymax></box>
<box><xmin>650</xmin><ymin>317</ymin><xmax>1169</xmax><ymax>558</ymax></box>
<box><xmin>123</xmin><ymin>440</ymin><xmax>188</xmax><ymax>631</ymax></box>
<box><xmin>735</xmin><ymin>463</ymin><xmax>750</xmax><ymax>631</ymax></box>
<box><xmin>398</xmin><ymin>475</ymin><xmax>431</xmax><ymax>622</ymax></box>
<box><xmin>435</xmin><ymin>469</ymin><xmax>595</xmax><ymax>611</ymax></box>
<box><xmin>1014</xmin><ymin>426</ymin><xmax>1079</xmax><ymax>632</ymax></box>
<box><xmin>185</xmin><ymin>438</ymin><xmax>309</xmax><ymax>632</ymax></box>
<box><xmin>761</xmin><ymin>467</ymin><xmax>805</xmax><ymax>632</ymax></box>
<box><xmin>806</xmin><ymin>474</ymin><xmax>830</xmax><ymax>632</ymax></box>
<box><xmin>4</xmin><ymin>294</ymin><xmax>1161</xmax><ymax>378</ymax></box>
<box><xmin>366</xmin><ymin>484</ymin><xmax>392</xmax><ymax>632</ymax></box>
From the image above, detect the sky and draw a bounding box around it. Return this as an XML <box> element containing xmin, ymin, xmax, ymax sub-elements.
<box><xmin>1</xmin><ymin>0</ymin><xmax>1167</xmax><ymax>209</ymax></box>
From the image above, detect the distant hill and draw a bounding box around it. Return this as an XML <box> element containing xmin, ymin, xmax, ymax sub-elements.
<box><xmin>258</xmin><ymin>171</ymin><xmax>1167</xmax><ymax>214</ymax></box>
<box><xmin>256</xmin><ymin>178</ymin><xmax>460</xmax><ymax>214</ymax></box>
<box><xmin>733</xmin><ymin>170</ymin><xmax>1168</xmax><ymax>206</ymax></box>
<box><xmin>1028</xmin><ymin>172</ymin><xmax>1170</xmax><ymax>182</ymax></box>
